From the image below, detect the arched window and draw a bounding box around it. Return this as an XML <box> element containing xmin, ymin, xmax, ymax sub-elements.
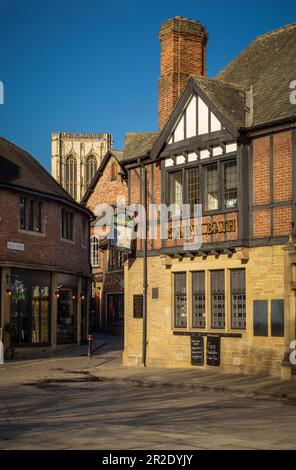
<box><xmin>90</xmin><ymin>236</ymin><xmax>100</xmax><ymax>267</ymax></box>
<box><xmin>65</xmin><ymin>155</ymin><xmax>77</xmax><ymax>200</ymax></box>
<box><xmin>86</xmin><ymin>155</ymin><xmax>97</xmax><ymax>187</ymax></box>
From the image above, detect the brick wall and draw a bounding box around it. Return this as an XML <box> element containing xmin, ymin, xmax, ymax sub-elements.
<box><xmin>87</xmin><ymin>156</ymin><xmax>128</xmax><ymax>212</ymax></box>
<box><xmin>0</xmin><ymin>189</ymin><xmax>90</xmax><ymax>274</ymax></box>
<box><xmin>158</xmin><ymin>17</ymin><xmax>207</xmax><ymax>129</ymax></box>
<box><xmin>252</xmin><ymin>131</ymin><xmax>293</xmax><ymax>239</ymax></box>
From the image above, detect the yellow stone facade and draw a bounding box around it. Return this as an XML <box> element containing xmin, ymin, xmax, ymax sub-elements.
<box><xmin>123</xmin><ymin>244</ymin><xmax>296</xmax><ymax>377</ymax></box>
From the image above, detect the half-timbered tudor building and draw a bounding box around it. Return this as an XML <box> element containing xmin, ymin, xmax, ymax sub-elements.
<box><xmin>82</xmin><ymin>150</ymin><xmax>128</xmax><ymax>335</ymax></box>
<box><xmin>122</xmin><ymin>17</ymin><xmax>296</xmax><ymax>378</ymax></box>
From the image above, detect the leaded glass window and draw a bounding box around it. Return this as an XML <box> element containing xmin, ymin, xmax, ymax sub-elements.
<box><xmin>224</xmin><ymin>160</ymin><xmax>237</xmax><ymax>208</ymax></box>
<box><xmin>205</xmin><ymin>164</ymin><xmax>218</xmax><ymax>211</ymax></box>
<box><xmin>174</xmin><ymin>273</ymin><xmax>187</xmax><ymax>328</ymax></box>
<box><xmin>211</xmin><ymin>270</ymin><xmax>225</xmax><ymax>329</ymax></box>
<box><xmin>192</xmin><ymin>271</ymin><xmax>206</xmax><ymax>328</ymax></box>
<box><xmin>231</xmin><ymin>269</ymin><xmax>246</xmax><ymax>329</ymax></box>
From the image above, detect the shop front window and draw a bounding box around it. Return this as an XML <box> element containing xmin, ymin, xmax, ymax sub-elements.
<box><xmin>10</xmin><ymin>280</ymin><xmax>50</xmax><ymax>345</ymax></box>
<box><xmin>57</xmin><ymin>290</ymin><xmax>77</xmax><ymax>344</ymax></box>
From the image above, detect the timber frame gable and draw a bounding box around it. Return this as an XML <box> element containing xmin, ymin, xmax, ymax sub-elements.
<box><xmin>150</xmin><ymin>76</ymin><xmax>245</xmax><ymax>161</ymax></box>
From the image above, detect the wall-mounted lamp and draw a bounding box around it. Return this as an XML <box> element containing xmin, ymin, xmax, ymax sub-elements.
<box><xmin>5</xmin><ymin>289</ymin><xmax>12</xmax><ymax>297</ymax></box>
<box><xmin>80</xmin><ymin>294</ymin><xmax>86</xmax><ymax>301</ymax></box>
<box><xmin>54</xmin><ymin>291</ymin><xmax>60</xmax><ymax>299</ymax></box>
<box><xmin>72</xmin><ymin>294</ymin><xmax>76</xmax><ymax>301</ymax></box>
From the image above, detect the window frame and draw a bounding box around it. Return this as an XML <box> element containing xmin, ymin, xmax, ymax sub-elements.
<box><xmin>61</xmin><ymin>208</ymin><xmax>75</xmax><ymax>242</ymax></box>
<box><xmin>192</xmin><ymin>271</ymin><xmax>206</xmax><ymax>329</ymax></box>
<box><xmin>108</xmin><ymin>247</ymin><xmax>127</xmax><ymax>272</ymax></box>
<box><xmin>19</xmin><ymin>196</ymin><xmax>44</xmax><ymax>234</ymax></box>
<box><xmin>90</xmin><ymin>235</ymin><xmax>100</xmax><ymax>267</ymax></box>
<box><xmin>174</xmin><ymin>272</ymin><xmax>187</xmax><ymax>329</ymax></box>
<box><xmin>211</xmin><ymin>270</ymin><xmax>225</xmax><ymax>330</ymax></box>
<box><xmin>165</xmin><ymin>156</ymin><xmax>237</xmax><ymax>216</ymax></box>
<box><xmin>230</xmin><ymin>269</ymin><xmax>246</xmax><ymax>330</ymax></box>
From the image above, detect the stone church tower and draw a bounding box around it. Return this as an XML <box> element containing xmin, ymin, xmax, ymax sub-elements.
<box><xmin>51</xmin><ymin>132</ymin><xmax>112</xmax><ymax>202</ymax></box>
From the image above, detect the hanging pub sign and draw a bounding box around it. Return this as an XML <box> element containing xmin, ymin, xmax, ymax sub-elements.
<box><xmin>207</xmin><ymin>336</ymin><xmax>221</xmax><ymax>367</ymax></box>
<box><xmin>110</xmin><ymin>212</ymin><xmax>134</xmax><ymax>253</ymax></box>
<box><xmin>191</xmin><ymin>334</ymin><xmax>204</xmax><ymax>366</ymax></box>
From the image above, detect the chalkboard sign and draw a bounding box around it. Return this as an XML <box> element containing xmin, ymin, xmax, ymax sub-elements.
<box><xmin>191</xmin><ymin>335</ymin><xmax>204</xmax><ymax>366</ymax></box>
<box><xmin>207</xmin><ymin>336</ymin><xmax>221</xmax><ymax>367</ymax></box>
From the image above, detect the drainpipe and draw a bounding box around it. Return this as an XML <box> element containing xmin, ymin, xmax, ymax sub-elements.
<box><xmin>141</xmin><ymin>163</ymin><xmax>148</xmax><ymax>367</ymax></box>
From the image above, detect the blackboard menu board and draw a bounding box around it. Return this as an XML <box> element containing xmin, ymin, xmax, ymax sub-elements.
<box><xmin>207</xmin><ymin>336</ymin><xmax>221</xmax><ymax>367</ymax></box>
<box><xmin>191</xmin><ymin>335</ymin><xmax>204</xmax><ymax>366</ymax></box>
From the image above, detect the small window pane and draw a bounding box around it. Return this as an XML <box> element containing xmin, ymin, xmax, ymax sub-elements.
<box><xmin>174</xmin><ymin>273</ymin><xmax>187</xmax><ymax>328</ymax></box>
<box><xmin>211</xmin><ymin>270</ymin><xmax>225</xmax><ymax>329</ymax></box>
<box><xmin>205</xmin><ymin>164</ymin><xmax>218</xmax><ymax>211</ymax></box>
<box><xmin>187</xmin><ymin>168</ymin><xmax>200</xmax><ymax>214</ymax></box>
<box><xmin>192</xmin><ymin>272</ymin><xmax>206</xmax><ymax>328</ymax></box>
<box><xmin>169</xmin><ymin>171</ymin><xmax>183</xmax><ymax>215</ymax></box>
<box><xmin>224</xmin><ymin>161</ymin><xmax>237</xmax><ymax>208</ymax></box>
<box><xmin>20</xmin><ymin>197</ymin><xmax>26</xmax><ymax>229</ymax></box>
<box><xmin>91</xmin><ymin>236</ymin><xmax>100</xmax><ymax>267</ymax></box>
<box><xmin>231</xmin><ymin>269</ymin><xmax>246</xmax><ymax>329</ymax></box>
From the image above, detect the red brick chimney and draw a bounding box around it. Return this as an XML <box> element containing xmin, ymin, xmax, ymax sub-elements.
<box><xmin>158</xmin><ymin>16</ymin><xmax>208</xmax><ymax>129</ymax></box>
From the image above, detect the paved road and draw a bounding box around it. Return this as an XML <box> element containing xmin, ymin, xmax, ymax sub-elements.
<box><xmin>0</xmin><ymin>339</ymin><xmax>296</xmax><ymax>450</ymax></box>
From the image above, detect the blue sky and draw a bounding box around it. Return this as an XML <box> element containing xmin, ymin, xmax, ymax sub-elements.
<box><xmin>0</xmin><ymin>0</ymin><xmax>295</xmax><ymax>171</ymax></box>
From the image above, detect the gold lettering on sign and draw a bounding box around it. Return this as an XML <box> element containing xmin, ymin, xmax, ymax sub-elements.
<box><xmin>207</xmin><ymin>219</ymin><xmax>236</xmax><ymax>235</ymax></box>
<box><xmin>167</xmin><ymin>219</ymin><xmax>237</xmax><ymax>239</ymax></box>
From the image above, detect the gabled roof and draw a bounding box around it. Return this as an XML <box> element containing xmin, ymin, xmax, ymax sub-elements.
<box><xmin>0</xmin><ymin>136</ymin><xmax>91</xmax><ymax>214</ymax></box>
<box><xmin>81</xmin><ymin>150</ymin><xmax>125</xmax><ymax>204</ymax></box>
<box><xmin>150</xmin><ymin>76</ymin><xmax>243</xmax><ymax>160</ymax></box>
<box><xmin>217</xmin><ymin>22</ymin><xmax>296</xmax><ymax>127</ymax></box>
<box><xmin>192</xmin><ymin>76</ymin><xmax>247</xmax><ymax>129</ymax></box>
<box><xmin>122</xmin><ymin>132</ymin><xmax>160</xmax><ymax>161</ymax></box>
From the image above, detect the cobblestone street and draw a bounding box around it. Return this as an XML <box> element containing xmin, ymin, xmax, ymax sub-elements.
<box><xmin>1</xmin><ymin>336</ymin><xmax>296</xmax><ymax>450</ymax></box>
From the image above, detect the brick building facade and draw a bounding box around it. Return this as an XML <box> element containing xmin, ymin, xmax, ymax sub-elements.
<box><xmin>121</xmin><ymin>17</ymin><xmax>296</xmax><ymax>378</ymax></box>
<box><xmin>0</xmin><ymin>137</ymin><xmax>92</xmax><ymax>358</ymax></box>
<box><xmin>82</xmin><ymin>150</ymin><xmax>128</xmax><ymax>335</ymax></box>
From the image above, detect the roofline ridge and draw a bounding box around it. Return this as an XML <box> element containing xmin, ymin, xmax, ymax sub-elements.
<box><xmin>255</xmin><ymin>21</ymin><xmax>296</xmax><ymax>41</ymax></box>
<box><xmin>192</xmin><ymin>75</ymin><xmax>247</xmax><ymax>93</ymax></box>
<box><xmin>0</xmin><ymin>135</ymin><xmax>79</xmax><ymax>206</ymax></box>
